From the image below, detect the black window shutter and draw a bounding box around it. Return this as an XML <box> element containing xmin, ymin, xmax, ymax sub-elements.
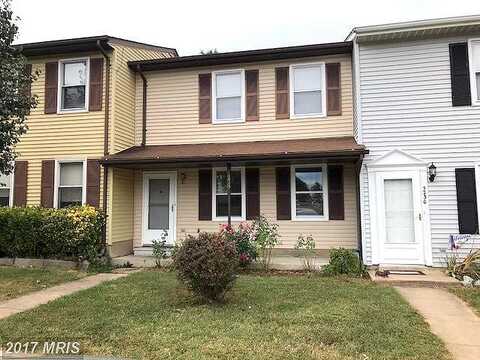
<box><xmin>246</xmin><ymin>168</ymin><xmax>260</xmax><ymax>220</ymax></box>
<box><xmin>198</xmin><ymin>169</ymin><xmax>212</xmax><ymax>220</ymax></box>
<box><xmin>328</xmin><ymin>165</ymin><xmax>344</xmax><ymax>220</ymax></box>
<box><xmin>449</xmin><ymin>43</ymin><xmax>472</xmax><ymax>107</ymax></box>
<box><xmin>455</xmin><ymin>168</ymin><xmax>479</xmax><ymax>234</ymax></box>
<box><xmin>276</xmin><ymin>167</ymin><xmax>291</xmax><ymax>220</ymax></box>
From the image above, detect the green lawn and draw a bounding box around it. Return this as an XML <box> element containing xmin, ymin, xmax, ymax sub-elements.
<box><xmin>0</xmin><ymin>271</ymin><xmax>450</xmax><ymax>360</ymax></box>
<box><xmin>451</xmin><ymin>287</ymin><xmax>480</xmax><ymax>313</ymax></box>
<box><xmin>0</xmin><ymin>266</ymin><xmax>86</xmax><ymax>301</ymax></box>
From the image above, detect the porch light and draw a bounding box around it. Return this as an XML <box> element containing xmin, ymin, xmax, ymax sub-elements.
<box><xmin>428</xmin><ymin>163</ymin><xmax>437</xmax><ymax>182</ymax></box>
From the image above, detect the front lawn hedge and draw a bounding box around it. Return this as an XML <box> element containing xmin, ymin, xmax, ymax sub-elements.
<box><xmin>0</xmin><ymin>206</ymin><xmax>106</xmax><ymax>262</ymax></box>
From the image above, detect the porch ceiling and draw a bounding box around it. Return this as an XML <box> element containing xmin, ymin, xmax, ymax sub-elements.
<box><xmin>101</xmin><ymin>137</ymin><xmax>367</xmax><ymax>169</ymax></box>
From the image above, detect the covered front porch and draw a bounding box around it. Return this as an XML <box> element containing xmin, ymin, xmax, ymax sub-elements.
<box><xmin>101</xmin><ymin>137</ymin><xmax>367</xmax><ymax>268</ymax></box>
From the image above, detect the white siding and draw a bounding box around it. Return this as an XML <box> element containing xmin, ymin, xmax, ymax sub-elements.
<box><xmin>358</xmin><ymin>36</ymin><xmax>480</xmax><ymax>266</ymax></box>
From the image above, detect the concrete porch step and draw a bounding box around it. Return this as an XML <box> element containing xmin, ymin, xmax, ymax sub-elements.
<box><xmin>368</xmin><ymin>267</ymin><xmax>461</xmax><ymax>287</ymax></box>
<box><xmin>133</xmin><ymin>246</ymin><xmax>153</xmax><ymax>257</ymax></box>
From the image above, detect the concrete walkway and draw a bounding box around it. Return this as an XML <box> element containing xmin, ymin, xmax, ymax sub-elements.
<box><xmin>0</xmin><ymin>273</ymin><xmax>127</xmax><ymax>320</ymax></box>
<box><xmin>396</xmin><ymin>287</ymin><xmax>480</xmax><ymax>360</ymax></box>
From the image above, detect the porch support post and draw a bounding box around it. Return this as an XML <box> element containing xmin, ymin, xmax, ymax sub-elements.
<box><xmin>227</xmin><ymin>162</ymin><xmax>232</xmax><ymax>227</ymax></box>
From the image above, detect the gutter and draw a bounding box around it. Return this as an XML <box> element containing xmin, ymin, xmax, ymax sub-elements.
<box><xmin>96</xmin><ymin>40</ymin><xmax>111</xmax><ymax>247</ymax></box>
<box><xmin>137</xmin><ymin>65</ymin><xmax>148</xmax><ymax>147</ymax></box>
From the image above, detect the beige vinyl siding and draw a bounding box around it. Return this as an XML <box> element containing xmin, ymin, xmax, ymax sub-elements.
<box><xmin>109</xmin><ymin>43</ymin><xmax>175</xmax><ymax>153</ymax></box>
<box><xmin>107</xmin><ymin>168</ymin><xmax>135</xmax><ymax>256</ymax></box>
<box><xmin>134</xmin><ymin>55</ymin><xmax>353</xmax><ymax>145</ymax></box>
<box><xmin>16</xmin><ymin>55</ymin><xmax>106</xmax><ymax>206</ymax></box>
<box><xmin>132</xmin><ymin>165</ymin><xmax>357</xmax><ymax>249</ymax></box>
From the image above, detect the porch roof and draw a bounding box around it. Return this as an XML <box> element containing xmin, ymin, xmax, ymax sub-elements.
<box><xmin>101</xmin><ymin>137</ymin><xmax>367</xmax><ymax>168</ymax></box>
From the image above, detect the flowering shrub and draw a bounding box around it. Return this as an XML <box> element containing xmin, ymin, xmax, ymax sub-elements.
<box><xmin>173</xmin><ymin>231</ymin><xmax>238</xmax><ymax>302</ymax></box>
<box><xmin>0</xmin><ymin>206</ymin><xmax>106</xmax><ymax>262</ymax></box>
<box><xmin>220</xmin><ymin>223</ymin><xmax>257</xmax><ymax>267</ymax></box>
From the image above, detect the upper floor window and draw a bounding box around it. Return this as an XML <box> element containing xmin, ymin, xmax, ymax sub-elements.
<box><xmin>56</xmin><ymin>161</ymin><xmax>85</xmax><ymax>208</ymax></box>
<box><xmin>469</xmin><ymin>40</ymin><xmax>480</xmax><ymax>104</ymax></box>
<box><xmin>290</xmin><ymin>63</ymin><xmax>326</xmax><ymax>118</ymax></box>
<box><xmin>212</xmin><ymin>70</ymin><xmax>245</xmax><ymax>123</ymax></box>
<box><xmin>59</xmin><ymin>59</ymin><xmax>89</xmax><ymax>112</ymax></box>
<box><xmin>0</xmin><ymin>172</ymin><xmax>12</xmax><ymax>207</ymax></box>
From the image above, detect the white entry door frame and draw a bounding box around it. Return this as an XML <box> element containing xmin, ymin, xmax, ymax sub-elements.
<box><xmin>368</xmin><ymin>149</ymin><xmax>433</xmax><ymax>266</ymax></box>
<box><xmin>142</xmin><ymin>171</ymin><xmax>177</xmax><ymax>246</ymax></box>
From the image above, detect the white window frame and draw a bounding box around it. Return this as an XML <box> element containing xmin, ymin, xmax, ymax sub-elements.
<box><xmin>57</xmin><ymin>57</ymin><xmax>90</xmax><ymax>113</ymax></box>
<box><xmin>289</xmin><ymin>62</ymin><xmax>327</xmax><ymax>119</ymax></box>
<box><xmin>212</xmin><ymin>167</ymin><xmax>246</xmax><ymax>221</ymax></box>
<box><xmin>290</xmin><ymin>164</ymin><xmax>329</xmax><ymax>221</ymax></box>
<box><xmin>0</xmin><ymin>171</ymin><xmax>14</xmax><ymax>208</ymax></box>
<box><xmin>54</xmin><ymin>159</ymin><xmax>87</xmax><ymax>209</ymax></box>
<box><xmin>212</xmin><ymin>69</ymin><xmax>245</xmax><ymax>124</ymax></box>
<box><xmin>468</xmin><ymin>39</ymin><xmax>480</xmax><ymax>106</ymax></box>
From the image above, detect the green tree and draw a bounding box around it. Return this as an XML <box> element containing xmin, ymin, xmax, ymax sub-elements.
<box><xmin>0</xmin><ymin>0</ymin><xmax>37</xmax><ymax>175</ymax></box>
<box><xmin>200</xmin><ymin>48</ymin><xmax>219</xmax><ymax>55</ymax></box>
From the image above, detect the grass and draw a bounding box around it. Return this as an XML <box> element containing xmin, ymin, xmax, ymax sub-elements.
<box><xmin>0</xmin><ymin>271</ymin><xmax>449</xmax><ymax>360</ymax></box>
<box><xmin>0</xmin><ymin>266</ymin><xmax>86</xmax><ymax>301</ymax></box>
<box><xmin>450</xmin><ymin>287</ymin><xmax>480</xmax><ymax>314</ymax></box>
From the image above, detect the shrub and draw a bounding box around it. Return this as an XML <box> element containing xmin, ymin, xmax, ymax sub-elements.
<box><xmin>321</xmin><ymin>248</ymin><xmax>366</xmax><ymax>277</ymax></box>
<box><xmin>152</xmin><ymin>236</ymin><xmax>169</xmax><ymax>268</ymax></box>
<box><xmin>173</xmin><ymin>232</ymin><xmax>238</xmax><ymax>302</ymax></box>
<box><xmin>295</xmin><ymin>234</ymin><xmax>316</xmax><ymax>271</ymax></box>
<box><xmin>0</xmin><ymin>205</ymin><xmax>106</xmax><ymax>262</ymax></box>
<box><xmin>220</xmin><ymin>223</ymin><xmax>257</xmax><ymax>267</ymax></box>
<box><xmin>251</xmin><ymin>215</ymin><xmax>279</xmax><ymax>271</ymax></box>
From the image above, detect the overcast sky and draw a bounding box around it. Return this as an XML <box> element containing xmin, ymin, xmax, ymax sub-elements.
<box><xmin>11</xmin><ymin>0</ymin><xmax>480</xmax><ymax>55</ymax></box>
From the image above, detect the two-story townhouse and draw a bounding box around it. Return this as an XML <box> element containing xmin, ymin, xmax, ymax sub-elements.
<box><xmin>0</xmin><ymin>36</ymin><xmax>176</xmax><ymax>256</ymax></box>
<box><xmin>102</xmin><ymin>42</ymin><xmax>368</xmax><ymax>261</ymax></box>
<box><xmin>348</xmin><ymin>15</ymin><xmax>480</xmax><ymax>267</ymax></box>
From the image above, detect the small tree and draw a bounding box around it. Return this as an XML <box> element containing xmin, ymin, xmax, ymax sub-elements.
<box><xmin>0</xmin><ymin>0</ymin><xmax>38</xmax><ymax>175</ymax></box>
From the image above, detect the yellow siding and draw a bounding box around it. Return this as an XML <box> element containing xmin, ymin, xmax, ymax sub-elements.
<box><xmin>17</xmin><ymin>54</ymin><xmax>106</xmax><ymax>206</ymax></box>
<box><xmin>134</xmin><ymin>55</ymin><xmax>353</xmax><ymax>145</ymax></box>
<box><xmin>108</xmin><ymin>168</ymin><xmax>135</xmax><ymax>255</ymax></box>
<box><xmin>133</xmin><ymin>165</ymin><xmax>357</xmax><ymax>249</ymax></box>
<box><xmin>109</xmin><ymin>43</ymin><xmax>175</xmax><ymax>153</ymax></box>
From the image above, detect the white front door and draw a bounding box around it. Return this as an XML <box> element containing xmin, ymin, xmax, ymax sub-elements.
<box><xmin>376</xmin><ymin>171</ymin><xmax>424</xmax><ymax>264</ymax></box>
<box><xmin>143</xmin><ymin>172</ymin><xmax>176</xmax><ymax>246</ymax></box>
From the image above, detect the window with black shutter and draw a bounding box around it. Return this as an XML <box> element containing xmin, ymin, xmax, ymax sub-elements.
<box><xmin>455</xmin><ymin>168</ymin><xmax>479</xmax><ymax>234</ymax></box>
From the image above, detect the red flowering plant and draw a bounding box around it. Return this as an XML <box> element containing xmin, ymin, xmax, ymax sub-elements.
<box><xmin>219</xmin><ymin>222</ymin><xmax>257</xmax><ymax>268</ymax></box>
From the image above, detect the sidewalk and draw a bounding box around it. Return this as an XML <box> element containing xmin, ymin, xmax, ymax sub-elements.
<box><xmin>396</xmin><ymin>287</ymin><xmax>480</xmax><ymax>360</ymax></box>
<box><xmin>0</xmin><ymin>273</ymin><xmax>127</xmax><ymax>320</ymax></box>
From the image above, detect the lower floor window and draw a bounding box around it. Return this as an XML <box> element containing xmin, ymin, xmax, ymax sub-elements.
<box><xmin>0</xmin><ymin>172</ymin><xmax>11</xmax><ymax>207</ymax></box>
<box><xmin>57</xmin><ymin>162</ymin><xmax>84</xmax><ymax>208</ymax></box>
<box><xmin>293</xmin><ymin>166</ymin><xmax>327</xmax><ymax>219</ymax></box>
<box><xmin>214</xmin><ymin>168</ymin><xmax>244</xmax><ymax>218</ymax></box>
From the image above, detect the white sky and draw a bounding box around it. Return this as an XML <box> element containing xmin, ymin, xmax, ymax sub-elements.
<box><xmin>11</xmin><ymin>0</ymin><xmax>480</xmax><ymax>56</ymax></box>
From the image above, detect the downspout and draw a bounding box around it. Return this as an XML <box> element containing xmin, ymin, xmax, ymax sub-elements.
<box><xmin>137</xmin><ymin>65</ymin><xmax>148</xmax><ymax>147</ymax></box>
<box><xmin>355</xmin><ymin>154</ymin><xmax>364</xmax><ymax>262</ymax></box>
<box><xmin>97</xmin><ymin>40</ymin><xmax>111</xmax><ymax>248</ymax></box>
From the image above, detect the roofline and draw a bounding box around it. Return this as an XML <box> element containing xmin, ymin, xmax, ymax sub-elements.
<box><xmin>128</xmin><ymin>41</ymin><xmax>352</xmax><ymax>71</ymax></box>
<box><xmin>15</xmin><ymin>35</ymin><xmax>178</xmax><ymax>57</ymax></box>
<box><xmin>101</xmin><ymin>149</ymin><xmax>368</xmax><ymax>167</ymax></box>
<box><xmin>346</xmin><ymin>14</ymin><xmax>480</xmax><ymax>40</ymax></box>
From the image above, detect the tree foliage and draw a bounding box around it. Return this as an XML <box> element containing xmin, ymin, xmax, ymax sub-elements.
<box><xmin>0</xmin><ymin>0</ymin><xmax>37</xmax><ymax>175</ymax></box>
<box><xmin>200</xmin><ymin>48</ymin><xmax>219</xmax><ymax>55</ymax></box>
